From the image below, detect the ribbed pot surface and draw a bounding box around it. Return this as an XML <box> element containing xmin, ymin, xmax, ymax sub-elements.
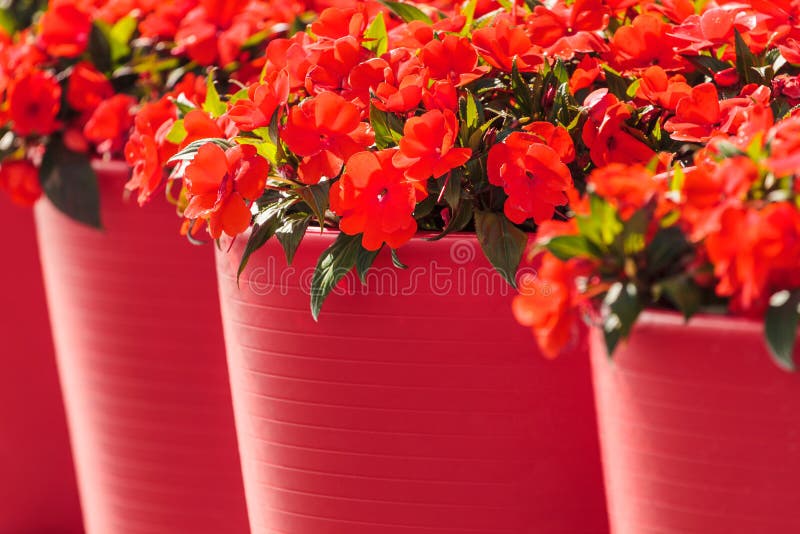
<box><xmin>0</xmin><ymin>196</ymin><xmax>82</xmax><ymax>534</ymax></box>
<box><xmin>35</xmin><ymin>161</ymin><xmax>249</xmax><ymax>534</ymax></box>
<box><xmin>591</xmin><ymin>310</ymin><xmax>800</xmax><ymax>534</ymax></box>
<box><xmin>217</xmin><ymin>230</ymin><xmax>608</xmax><ymax>534</ymax></box>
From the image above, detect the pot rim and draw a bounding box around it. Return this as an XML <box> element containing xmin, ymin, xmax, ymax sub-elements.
<box><xmin>636</xmin><ymin>307</ymin><xmax>762</xmax><ymax>333</ymax></box>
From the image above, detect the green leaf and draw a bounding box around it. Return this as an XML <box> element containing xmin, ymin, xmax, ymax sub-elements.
<box><xmin>442</xmin><ymin>169</ymin><xmax>462</xmax><ymax>211</ymax></box>
<box><xmin>203</xmin><ymin>71</ymin><xmax>227</xmax><ymax>117</ymax></box>
<box><xmin>459</xmin><ymin>0</ymin><xmax>478</xmax><ymax>35</ymax></box>
<box><xmin>734</xmin><ymin>29</ymin><xmax>759</xmax><ymax>85</ymax></box>
<box><xmin>167</xmin><ymin>138</ymin><xmax>234</xmax><ymax>164</ymax></box>
<box><xmin>545</xmin><ymin>235</ymin><xmax>598</xmax><ymax>261</ymax></box>
<box><xmin>310</xmin><ymin>233</ymin><xmax>363</xmax><ymax>319</ymax></box>
<box><xmin>657</xmin><ymin>274</ymin><xmax>702</xmax><ymax>319</ymax></box>
<box><xmin>617</xmin><ymin>202</ymin><xmax>653</xmax><ymax>256</ymax></box>
<box><xmin>474</xmin><ymin>211</ymin><xmax>527</xmax><ymax>288</ymax></box>
<box><xmin>237</xmin><ymin>136</ymin><xmax>278</xmax><ymax>164</ymax></box>
<box><xmin>299</xmin><ymin>181</ymin><xmax>331</xmax><ymax>225</ymax></box>
<box><xmin>427</xmin><ymin>197</ymin><xmax>473</xmax><ymax>240</ymax></box>
<box><xmin>369</xmin><ymin>104</ymin><xmax>404</xmax><ymax>149</ymax></box>
<box><xmin>602</xmin><ymin>282</ymin><xmax>643</xmax><ymax>355</ymax></box>
<box><xmin>511</xmin><ymin>58</ymin><xmax>534</xmax><ymax>114</ymax></box>
<box><xmin>355</xmin><ymin>246</ymin><xmax>381</xmax><ymax>283</ymax></box>
<box><xmin>686</xmin><ymin>54</ymin><xmax>731</xmax><ymax>75</ymax></box>
<box><xmin>0</xmin><ymin>9</ymin><xmax>16</xmax><ymax>34</ymax></box>
<box><xmin>237</xmin><ymin>207</ymin><xmax>284</xmax><ymax>280</ymax></box>
<box><xmin>275</xmin><ymin>214</ymin><xmax>311</xmax><ymax>265</ymax></box>
<box><xmin>377</xmin><ymin>0</ymin><xmax>432</xmax><ymax>23</ymax></box>
<box><xmin>39</xmin><ymin>137</ymin><xmax>102</xmax><ymax>228</ymax></box>
<box><xmin>88</xmin><ymin>22</ymin><xmax>112</xmax><ymax>73</ymax></box>
<box><xmin>646</xmin><ymin>226</ymin><xmax>692</xmax><ymax>274</ymax></box>
<box><xmin>165</xmin><ymin>119</ymin><xmax>187</xmax><ymax>145</ymax></box>
<box><xmin>578</xmin><ymin>194</ymin><xmax>623</xmax><ymax>248</ymax></box>
<box><xmin>363</xmin><ymin>12</ymin><xmax>388</xmax><ymax>56</ymax></box>
<box><xmin>765</xmin><ymin>290</ymin><xmax>800</xmax><ymax>371</ymax></box>
<box><xmin>602</xmin><ymin>66</ymin><xmax>629</xmax><ymax>100</ymax></box>
<box><xmin>108</xmin><ymin>15</ymin><xmax>136</xmax><ymax>63</ymax></box>
<box><xmin>391</xmin><ymin>249</ymin><xmax>408</xmax><ymax>269</ymax></box>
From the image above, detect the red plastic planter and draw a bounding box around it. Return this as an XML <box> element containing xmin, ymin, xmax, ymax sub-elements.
<box><xmin>34</xmin><ymin>161</ymin><xmax>249</xmax><ymax>534</ymax></box>
<box><xmin>0</xmin><ymin>197</ymin><xmax>83</xmax><ymax>533</ymax></box>
<box><xmin>217</xmin><ymin>231</ymin><xmax>608</xmax><ymax>534</ymax></box>
<box><xmin>591</xmin><ymin>310</ymin><xmax>800</xmax><ymax>534</ymax></box>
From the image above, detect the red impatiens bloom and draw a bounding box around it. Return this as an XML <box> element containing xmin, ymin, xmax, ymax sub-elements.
<box><xmin>7</xmin><ymin>71</ymin><xmax>62</xmax><ymax>137</ymax></box>
<box><xmin>589</xmin><ymin>163</ymin><xmax>666</xmax><ymax>219</ymax></box>
<box><xmin>227</xmin><ymin>71</ymin><xmax>290</xmax><ymax>131</ymax></box>
<box><xmin>180</xmin><ymin>109</ymin><xmax>237</xmax><ymax>148</ymax></box>
<box><xmin>636</xmin><ymin>65</ymin><xmax>692</xmax><ymax>111</ymax></box>
<box><xmin>330</xmin><ymin>149</ymin><xmax>427</xmax><ymax>251</ymax></box>
<box><xmin>513</xmin><ymin>252</ymin><xmax>582</xmax><ymax>358</ymax></box>
<box><xmin>393</xmin><ymin>109</ymin><xmax>471</xmax><ymax>181</ymax></box>
<box><xmin>472</xmin><ymin>17</ymin><xmax>542</xmax><ymax>72</ymax></box>
<box><xmin>183</xmin><ymin>143</ymin><xmax>269</xmax><ymax>239</ymax></box>
<box><xmin>609</xmin><ymin>13</ymin><xmax>682</xmax><ymax>72</ymax></box>
<box><xmin>487</xmin><ymin>126</ymin><xmax>574</xmax><ymax>224</ymax></box>
<box><xmin>582</xmin><ymin>90</ymin><xmax>656</xmax><ymax>167</ymax></box>
<box><xmin>705</xmin><ymin>203</ymin><xmax>800</xmax><ymax>313</ymax></box>
<box><xmin>663</xmin><ymin>82</ymin><xmax>720</xmax><ymax>142</ymax></box>
<box><xmin>38</xmin><ymin>0</ymin><xmax>92</xmax><ymax>58</ymax></box>
<box><xmin>420</xmin><ymin>34</ymin><xmax>488</xmax><ymax>86</ymax></box>
<box><xmin>125</xmin><ymin>98</ymin><xmax>179</xmax><ymax>205</ymax></box>
<box><xmin>281</xmin><ymin>91</ymin><xmax>374</xmax><ymax>184</ymax></box>
<box><xmin>83</xmin><ymin>94</ymin><xmax>137</xmax><ymax>153</ymax></box>
<box><xmin>526</xmin><ymin>0</ymin><xmax>609</xmax><ymax>59</ymax></box>
<box><xmin>0</xmin><ymin>159</ymin><xmax>41</xmax><ymax>207</ymax></box>
<box><xmin>67</xmin><ymin>62</ymin><xmax>114</xmax><ymax>113</ymax></box>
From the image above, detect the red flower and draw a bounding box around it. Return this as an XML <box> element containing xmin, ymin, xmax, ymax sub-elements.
<box><xmin>281</xmin><ymin>92</ymin><xmax>374</xmax><ymax>184</ymax></box>
<box><xmin>330</xmin><ymin>149</ymin><xmax>427</xmax><ymax>250</ymax></box>
<box><xmin>513</xmin><ymin>253</ymin><xmax>581</xmax><ymax>358</ymax></box>
<box><xmin>609</xmin><ymin>13</ymin><xmax>682</xmax><ymax>72</ymax></box>
<box><xmin>581</xmin><ymin>90</ymin><xmax>656</xmax><ymax>167</ymax></box>
<box><xmin>420</xmin><ymin>34</ymin><xmax>488</xmax><ymax>86</ymax></box>
<box><xmin>67</xmin><ymin>62</ymin><xmax>114</xmax><ymax>113</ymax></box>
<box><xmin>526</xmin><ymin>0</ymin><xmax>609</xmax><ymax>59</ymax></box>
<box><xmin>636</xmin><ymin>66</ymin><xmax>692</xmax><ymax>111</ymax></box>
<box><xmin>663</xmin><ymin>82</ymin><xmax>720</xmax><ymax>142</ymax></box>
<box><xmin>8</xmin><ymin>71</ymin><xmax>62</xmax><ymax>137</ymax></box>
<box><xmin>588</xmin><ymin>163</ymin><xmax>665</xmax><ymax>219</ymax></box>
<box><xmin>83</xmin><ymin>94</ymin><xmax>137</xmax><ymax>153</ymax></box>
<box><xmin>0</xmin><ymin>159</ymin><xmax>41</xmax><ymax>207</ymax></box>
<box><xmin>125</xmin><ymin>98</ymin><xmax>178</xmax><ymax>205</ymax></box>
<box><xmin>472</xmin><ymin>17</ymin><xmax>542</xmax><ymax>72</ymax></box>
<box><xmin>180</xmin><ymin>110</ymin><xmax>237</xmax><ymax>148</ymax></box>
<box><xmin>183</xmin><ymin>143</ymin><xmax>269</xmax><ymax>239</ymax></box>
<box><xmin>705</xmin><ymin>203</ymin><xmax>800</xmax><ymax>313</ymax></box>
<box><xmin>487</xmin><ymin>128</ymin><xmax>574</xmax><ymax>224</ymax></box>
<box><xmin>393</xmin><ymin>109</ymin><xmax>471</xmax><ymax>181</ymax></box>
<box><xmin>305</xmin><ymin>36</ymin><xmax>370</xmax><ymax>95</ymax></box>
<box><xmin>38</xmin><ymin>1</ymin><xmax>91</xmax><ymax>58</ymax></box>
<box><xmin>227</xmin><ymin>71</ymin><xmax>290</xmax><ymax>131</ymax></box>
<box><xmin>569</xmin><ymin>55</ymin><xmax>602</xmax><ymax>93</ymax></box>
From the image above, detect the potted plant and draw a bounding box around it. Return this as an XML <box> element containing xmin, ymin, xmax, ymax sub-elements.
<box><xmin>509</xmin><ymin>3</ymin><xmax>800</xmax><ymax>531</ymax></box>
<box><xmin>0</xmin><ymin>190</ymin><xmax>81</xmax><ymax>532</ymax></box>
<box><xmin>0</xmin><ymin>0</ymin><xmax>322</xmax><ymax>531</ymax></box>
<box><xmin>129</xmin><ymin>1</ymin><xmax>623</xmax><ymax>531</ymax></box>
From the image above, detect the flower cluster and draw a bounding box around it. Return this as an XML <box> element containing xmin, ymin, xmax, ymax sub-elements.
<box><xmin>129</xmin><ymin>0</ymin><xmax>800</xmax><ymax>344</ymax></box>
<box><xmin>0</xmin><ymin>0</ymin><xmax>321</xmax><ymax>223</ymax></box>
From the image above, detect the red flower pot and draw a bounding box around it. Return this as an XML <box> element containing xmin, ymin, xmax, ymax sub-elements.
<box><xmin>34</xmin><ymin>161</ymin><xmax>249</xmax><ymax>534</ymax></box>
<box><xmin>591</xmin><ymin>310</ymin><xmax>800</xmax><ymax>533</ymax></box>
<box><xmin>0</xmin><ymin>196</ymin><xmax>83</xmax><ymax>533</ymax></box>
<box><xmin>216</xmin><ymin>231</ymin><xmax>608</xmax><ymax>534</ymax></box>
